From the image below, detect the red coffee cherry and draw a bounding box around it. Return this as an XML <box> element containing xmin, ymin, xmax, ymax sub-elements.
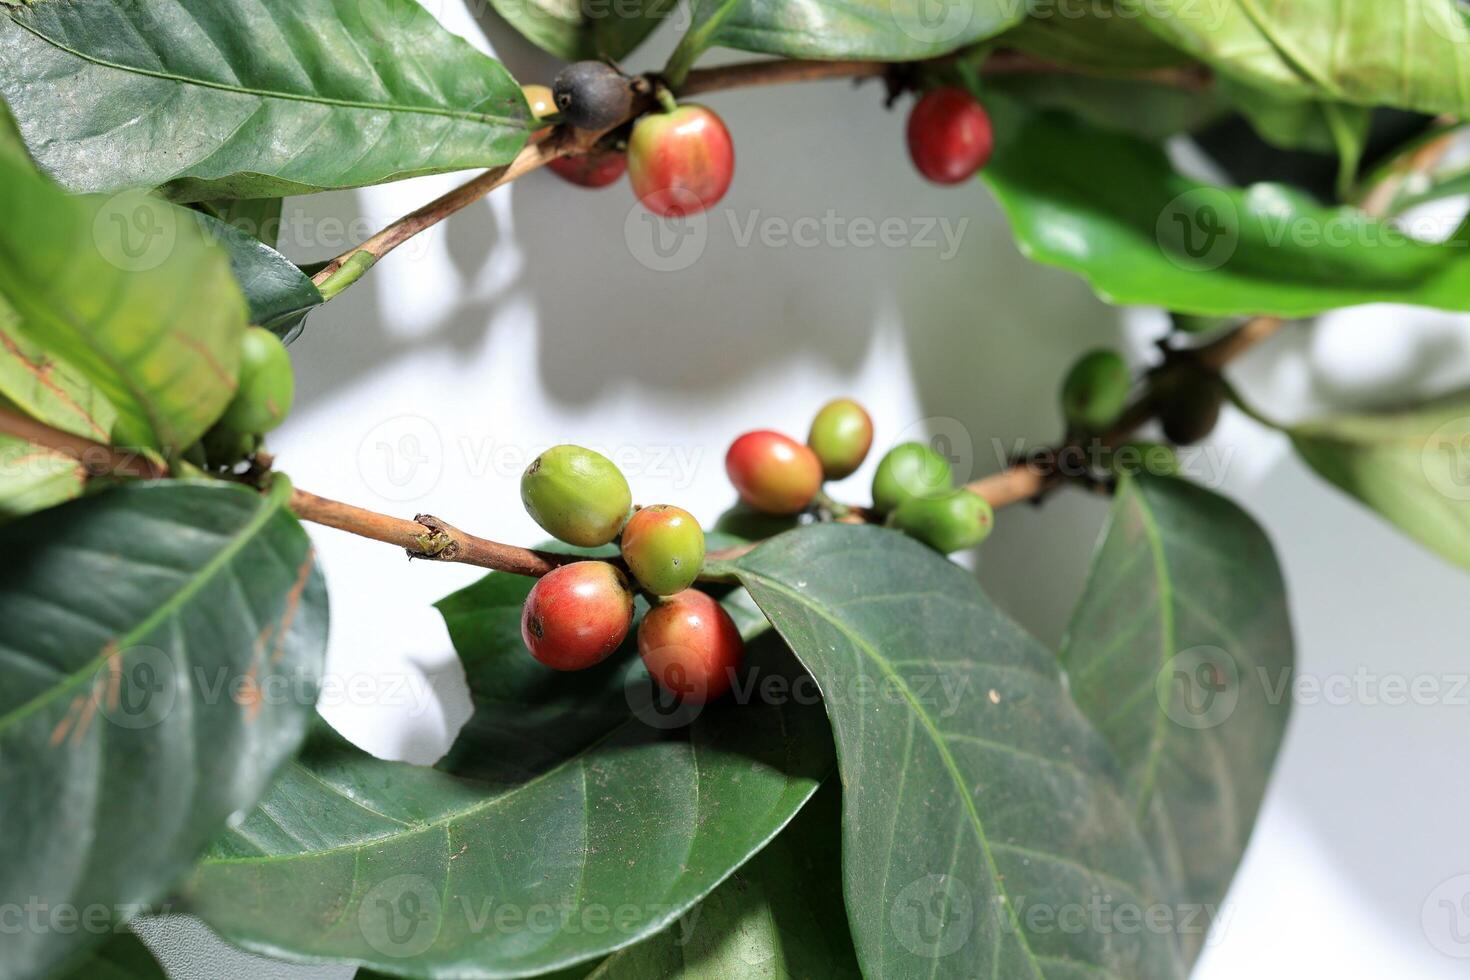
<box><xmin>638</xmin><ymin>590</ymin><xmax>745</xmax><ymax>704</ymax></box>
<box><xmin>725</xmin><ymin>430</ymin><xmax>823</xmax><ymax>515</ymax></box>
<box><xmin>520</xmin><ymin>561</ymin><xmax>634</xmax><ymax>671</ymax></box>
<box><xmin>627</xmin><ymin>104</ymin><xmax>735</xmax><ymax>217</ymax></box>
<box><xmin>906</xmin><ymin>87</ymin><xmax>993</xmax><ymax>185</ymax></box>
<box><xmin>547</xmin><ymin>149</ymin><xmax>628</xmax><ymax>188</ymax></box>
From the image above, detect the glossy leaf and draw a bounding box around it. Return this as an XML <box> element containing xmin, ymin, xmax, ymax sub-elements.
<box><xmin>489</xmin><ymin>0</ymin><xmax>674</xmax><ymax>61</ymax></box>
<box><xmin>1291</xmin><ymin>389</ymin><xmax>1470</xmax><ymax>572</ymax></box>
<box><xmin>981</xmin><ymin>95</ymin><xmax>1470</xmax><ymax>317</ymax></box>
<box><xmin>586</xmin><ymin>781</ymin><xmax>860</xmax><ymax>979</ymax></box>
<box><xmin>1001</xmin><ymin>4</ymin><xmax>1191</xmax><ymax>70</ymax></box>
<box><xmin>669</xmin><ymin>0</ymin><xmax>1021</xmax><ymax>79</ymax></box>
<box><xmin>727</xmin><ymin>523</ymin><xmax>1188</xmax><ymax>980</ymax></box>
<box><xmin>0</xmin><ymin>152</ymin><xmax>246</xmax><ymax>451</ymax></box>
<box><xmin>0</xmin><ymin>0</ymin><xmax>533</xmax><ymax>202</ymax></box>
<box><xmin>0</xmin><ymin>480</ymin><xmax>328</xmax><ymax>980</ymax></box>
<box><xmin>986</xmin><ymin>73</ymin><xmax>1225</xmax><ymax>141</ymax></box>
<box><xmin>184</xmin><ymin>569</ymin><xmax>832</xmax><ymax>978</ymax></box>
<box><xmin>1061</xmin><ymin>475</ymin><xmax>1294</xmax><ymax>962</ymax></box>
<box><xmin>194</xmin><ymin>213</ymin><xmax>323</xmax><ymax>345</ymax></box>
<box><xmin>1132</xmin><ymin>0</ymin><xmax>1470</xmax><ymax>119</ymax></box>
<box><xmin>53</xmin><ymin>932</ymin><xmax>167</xmax><ymax>980</ymax></box>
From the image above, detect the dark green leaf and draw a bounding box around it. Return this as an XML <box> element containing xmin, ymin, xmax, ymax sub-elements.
<box><xmin>1132</xmin><ymin>0</ymin><xmax>1470</xmax><ymax>119</ymax></box>
<box><xmin>981</xmin><ymin>94</ymin><xmax>1470</xmax><ymax>317</ymax></box>
<box><xmin>193</xmin><ymin>213</ymin><xmax>323</xmax><ymax>345</ymax></box>
<box><xmin>53</xmin><ymin>932</ymin><xmax>167</xmax><ymax>980</ymax></box>
<box><xmin>489</xmin><ymin>0</ymin><xmax>675</xmax><ymax>61</ymax></box>
<box><xmin>585</xmin><ymin>781</ymin><xmax>860</xmax><ymax>979</ymax></box>
<box><xmin>1291</xmin><ymin>389</ymin><xmax>1470</xmax><ymax>572</ymax></box>
<box><xmin>0</xmin><ymin>480</ymin><xmax>328</xmax><ymax>980</ymax></box>
<box><xmin>727</xmin><ymin>523</ymin><xmax>1188</xmax><ymax>980</ymax></box>
<box><xmin>200</xmin><ymin>199</ymin><xmax>286</xmax><ymax>249</ymax></box>
<box><xmin>0</xmin><ymin>0</ymin><xmax>533</xmax><ymax>202</ymax></box>
<box><xmin>985</xmin><ymin>73</ymin><xmax>1225</xmax><ymax>141</ymax></box>
<box><xmin>669</xmin><ymin>0</ymin><xmax>1021</xmax><ymax>79</ymax></box>
<box><xmin>1060</xmin><ymin>475</ymin><xmax>1294</xmax><ymax>963</ymax></box>
<box><xmin>1001</xmin><ymin>4</ymin><xmax>1191</xmax><ymax>70</ymax></box>
<box><xmin>0</xmin><ymin>152</ymin><xmax>246</xmax><ymax>451</ymax></box>
<box><xmin>183</xmin><ymin>570</ymin><xmax>831</xmax><ymax>978</ymax></box>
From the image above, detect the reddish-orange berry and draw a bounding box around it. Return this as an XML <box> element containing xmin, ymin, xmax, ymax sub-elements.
<box><xmin>725</xmin><ymin>430</ymin><xmax>823</xmax><ymax>515</ymax></box>
<box><xmin>520</xmin><ymin>561</ymin><xmax>634</xmax><ymax>671</ymax></box>
<box><xmin>638</xmin><ymin>590</ymin><xmax>745</xmax><ymax>704</ymax></box>
<box><xmin>628</xmin><ymin>105</ymin><xmax>734</xmax><ymax>217</ymax></box>
<box><xmin>907</xmin><ymin>88</ymin><xmax>993</xmax><ymax>185</ymax></box>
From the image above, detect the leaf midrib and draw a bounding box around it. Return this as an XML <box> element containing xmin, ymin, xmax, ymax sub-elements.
<box><xmin>0</xmin><ymin>479</ymin><xmax>291</xmax><ymax>733</ymax></box>
<box><xmin>735</xmin><ymin>567</ymin><xmax>1046</xmax><ymax>980</ymax></box>
<box><xmin>7</xmin><ymin>14</ymin><xmax>527</xmax><ymax>129</ymax></box>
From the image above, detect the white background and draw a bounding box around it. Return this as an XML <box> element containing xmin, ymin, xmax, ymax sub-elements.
<box><xmin>136</xmin><ymin>4</ymin><xmax>1470</xmax><ymax>976</ymax></box>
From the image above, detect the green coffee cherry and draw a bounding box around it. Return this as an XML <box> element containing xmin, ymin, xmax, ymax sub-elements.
<box><xmin>620</xmin><ymin>504</ymin><xmax>705</xmax><ymax>596</ymax></box>
<box><xmin>521</xmin><ymin>445</ymin><xmax>632</xmax><ymax>547</ymax></box>
<box><xmin>871</xmin><ymin>442</ymin><xmax>952</xmax><ymax>516</ymax></box>
<box><xmin>201</xmin><ymin>424</ymin><xmax>258</xmax><ymax>469</ymax></box>
<box><xmin>1060</xmin><ymin>349</ymin><xmax>1130</xmax><ymax>432</ymax></box>
<box><xmin>887</xmin><ymin>488</ymin><xmax>993</xmax><ymax>553</ymax></box>
<box><xmin>1110</xmin><ymin>440</ymin><xmax>1179</xmax><ymax>478</ymax></box>
<box><xmin>218</xmin><ymin>327</ymin><xmax>294</xmax><ymax>436</ymax></box>
<box><xmin>807</xmin><ymin>398</ymin><xmax>874</xmax><ymax>480</ymax></box>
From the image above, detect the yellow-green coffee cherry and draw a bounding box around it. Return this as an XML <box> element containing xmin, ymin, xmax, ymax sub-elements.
<box><xmin>620</xmin><ymin>504</ymin><xmax>705</xmax><ymax>596</ymax></box>
<box><xmin>887</xmin><ymin>488</ymin><xmax>993</xmax><ymax>553</ymax></box>
<box><xmin>1060</xmin><ymin>349</ymin><xmax>1130</xmax><ymax>432</ymax></box>
<box><xmin>807</xmin><ymin>398</ymin><xmax>874</xmax><ymax>480</ymax></box>
<box><xmin>219</xmin><ymin>327</ymin><xmax>294</xmax><ymax>436</ymax></box>
<box><xmin>871</xmin><ymin>442</ymin><xmax>953</xmax><ymax>516</ymax></box>
<box><xmin>521</xmin><ymin>445</ymin><xmax>632</xmax><ymax>547</ymax></box>
<box><xmin>1110</xmin><ymin>440</ymin><xmax>1179</xmax><ymax>479</ymax></box>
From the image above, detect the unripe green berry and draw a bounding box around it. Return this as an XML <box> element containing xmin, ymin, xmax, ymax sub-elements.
<box><xmin>553</xmin><ymin>61</ymin><xmax>633</xmax><ymax>131</ymax></box>
<box><xmin>521</xmin><ymin>445</ymin><xmax>632</xmax><ymax>547</ymax></box>
<box><xmin>219</xmin><ymin>326</ymin><xmax>294</xmax><ymax>436</ymax></box>
<box><xmin>871</xmin><ymin>442</ymin><xmax>953</xmax><ymax>516</ymax></box>
<box><xmin>807</xmin><ymin>398</ymin><xmax>874</xmax><ymax>480</ymax></box>
<box><xmin>887</xmin><ymin>488</ymin><xmax>993</xmax><ymax>553</ymax></box>
<box><xmin>1110</xmin><ymin>440</ymin><xmax>1179</xmax><ymax>478</ymax></box>
<box><xmin>1060</xmin><ymin>349</ymin><xmax>1130</xmax><ymax>432</ymax></box>
<box><xmin>621</xmin><ymin>504</ymin><xmax>705</xmax><ymax>596</ymax></box>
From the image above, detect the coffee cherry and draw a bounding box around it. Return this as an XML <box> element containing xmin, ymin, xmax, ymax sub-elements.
<box><xmin>906</xmin><ymin>87</ymin><xmax>993</xmax><ymax>185</ymax></box>
<box><xmin>1110</xmin><ymin>440</ymin><xmax>1179</xmax><ymax>479</ymax></box>
<box><xmin>887</xmin><ymin>488</ymin><xmax>993</xmax><ymax>553</ymax></box>
<box><xmin>521</xmin><ymin>445</ymin><xmax>632</xmax><ymax>547</ymax></box>
<box><xmin>638</xmin><ymin>589</ymin><xmax>744</xmax><ymax>704</ymax></box>
<box><xmin>725</xmin><ymin>430</ymin><xmax>823</xmax><ymax>515</ymax></box>
<box><xmin>621</xmin><ymin>505</ymin><xmax>705</xmax><ymax>596</ymax></box>
<box><xmin>521</xmin><ymin>561</ymin><xmax>634</xmax><ymax>671</ymax></box>
<box><xmin>218</xmin><ymin>326</ymin><xmax>294</xmax><ymax>436</ymax></box>
<box><xmin>1157</xmin><ymin>372</ymin><xmax>1226</xmax><ymax>445</ymax></box>
<box><xmin>807</xmin><ymin>398</ymin><xmax>874</xmax><ymax>480</ymax></box>
<box><xmin>871</xmin><ymin>442</ymin><xmax>953</xmax><ymax>516</ymax></box>
<box><xmin>1061</xmin><ymin>349</ymin><xmax>1131</xmax><ymax>433</ymax></box>
<box><xmin>628</xmin><ymin>104</ymin><xmax>734</xmax><ymax>217</ymax></box>
<box><xmin>522</xmin><ymin>83</ymin><xmax>556</xmax><ymax>139</ymax></box>
<box><xmin>553</xmin><ymin>61</ymin><xmax>633</xmax><ymax>131</ymax></box>
<box><xmin>547</xmin><ymin>149</ymin><xmax>628</xmax><ymax>188</ymax></box>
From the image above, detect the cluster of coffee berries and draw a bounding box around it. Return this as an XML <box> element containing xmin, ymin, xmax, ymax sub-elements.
<box><xmin>724</xmin><ymin>399</ymin><xmax>994</xmax><ymax>554</ymax></box>
<box><xmin>200</xmin><ymin>327</ymin><xmax>295</xmax><ymax>467</ymax></box>
<box><xmin>524</xmin><ymin>64</ymin><xmax>735</xmax><ymax>217</ymax></box>
<box><xmin>518</xmin><ymin>445</ymin><xmax>742</xmax><ymax>703</ymax></box>
<box><xmin>907</xmin><ymin>87</ymin><xmax>993</xmax><ymax>185</ymax></box>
